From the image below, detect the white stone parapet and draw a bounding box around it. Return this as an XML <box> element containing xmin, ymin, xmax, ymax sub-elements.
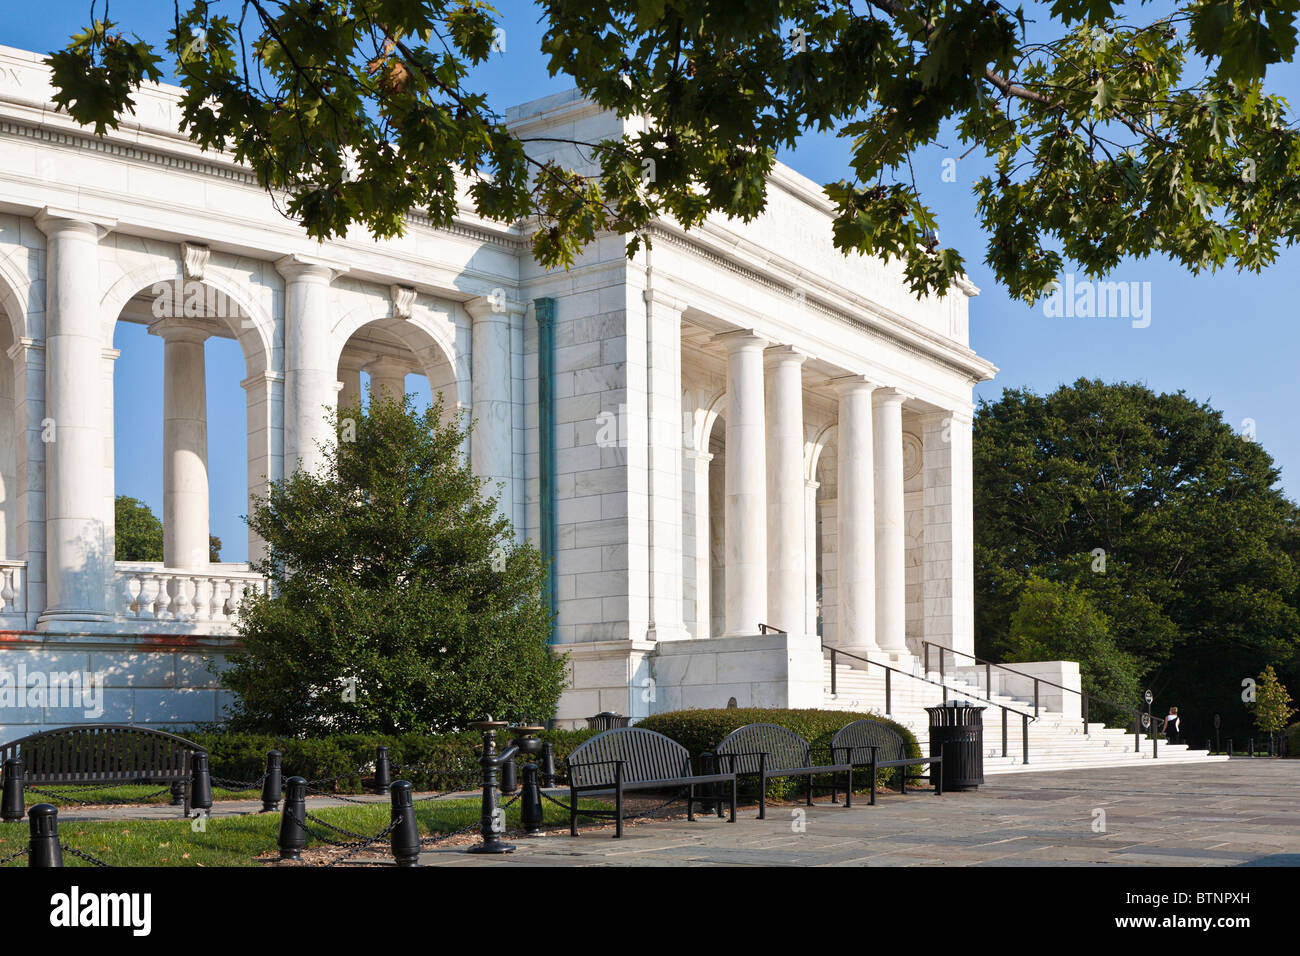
<box><xmin>0</xmin><ymin>560</ymin><xmax>27</xmax><ymax>618</ymax></box>
<box><xmin>115</xmin><ymin>563</ymin><xmax>269</xmax><ymax>632</ymax></box>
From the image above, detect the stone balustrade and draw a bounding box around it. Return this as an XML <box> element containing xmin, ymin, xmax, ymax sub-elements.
<box><xmin>115</xmin><ymin>563</ymin><xmax>269</xmax><ymax>631</ymax></box>
<box><xmin>0</xmin><ymin>560</ymin><xmax>27</xmax><ymax>618</ymax></box>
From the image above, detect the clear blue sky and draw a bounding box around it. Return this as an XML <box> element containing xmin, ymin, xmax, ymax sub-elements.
<box><xmin>6</xmin><ymin>2</ymin><xmax>1298</xmax><ymax>562</ymax></box>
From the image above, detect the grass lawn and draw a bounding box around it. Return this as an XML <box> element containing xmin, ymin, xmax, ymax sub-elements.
<box><xmin>21</xmin><ymin>784</ymin><xmax>261</xmax><ymax>808</ymax></box>
<box><xmin>0</xmin><ymin>796</ymin><xmax>606</xmax><ymax>867</ymax></box>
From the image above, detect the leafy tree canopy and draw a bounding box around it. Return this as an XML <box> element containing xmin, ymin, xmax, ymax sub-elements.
<box><xmin>45</xmin><ymin>0</ymin><xmax>1300</xmax><ymax>302</ymax></box>
<box><xmin>1005</xmin><ymin>574</ymin><xmax>1142</xmax><ymax>713</ymax></box>
<box><xmin>115</xmin><ymin>495</ymin><xmax>165</xmax><ymax>562</ymax></box>
<box><xmin>221</xmin><ymin>393</ymin><xmax>567</xmax><ymax>734</ymax></box>
<box><xmin>975</xmin><ymin>378</ymin><xmax>1300</xmax><ymax>734</ymax></box>
<box><xmin>114</xmin><ymin>495</ymin><xmax>223</xmax><ymax>562</ymax></box>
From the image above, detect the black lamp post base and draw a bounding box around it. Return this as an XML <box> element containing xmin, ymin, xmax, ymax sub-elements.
<box><xmin>466</xmin><ymin>841</ymin><xmax>516</xmax><ymax>854</ymax></box>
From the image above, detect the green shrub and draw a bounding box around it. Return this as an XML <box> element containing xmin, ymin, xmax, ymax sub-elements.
<box><xmin>1286</xmin><ymin>722</ymin><xmax>1300</xmax><ymax>757</ymax></box>
<box><xmin>191</xmin><ymin>729</ymin><xmax>601</xmax><ymax>793</ymax></box>
<box><xmin>635</xmin><ymin>707</ymin><xmax>922</xmax><ymax>801</ymax></box>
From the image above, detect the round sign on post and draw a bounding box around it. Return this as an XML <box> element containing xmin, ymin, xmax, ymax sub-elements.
<box><xmin>1144</xmin><ymin>689</ymin><xmax>1153</xmax><ymax>704</ymax></box>
<box><xmin>1141</xmin><ymin>713</ymin><xmax>1151</xmax><ymax>729</ymax></box>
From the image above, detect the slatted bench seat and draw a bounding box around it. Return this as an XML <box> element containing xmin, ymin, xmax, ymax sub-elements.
<box><xmin>711</xmin><ymin>722</ymin><xmax>854</xmax><ymax>819</ymax></box>
<box><xmin>0</xmin><ymin>725</ymin><xmax>205</xmax><ymax>817</ymax></box>
<box><xmin>829</xmin><ymin>718</ymin><xmax>943</xmax><ymax>804</ymax></box>
<box><xmin>566</xmin><ymin>727</ymin><xmax>737</xmax><ymax>838</ymax></box>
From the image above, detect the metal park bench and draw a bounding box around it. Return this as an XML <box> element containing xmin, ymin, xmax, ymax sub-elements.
<box><xmin>711</xmin><ymin>722</ymin><xmax>854</xmax><ymax>819</ymax></box>
<box><xmin>566</xmin><ymin>727</ymin><xmax>737</xmax><ymax>838</ymax></box>
<box><xmin>830</xmin><ymin>718</ymin><xmax>943</xmax><ymax>804</ymax></box>
<box><xmin>0</xmin><ymin>725</ymin><xmax>206</xmax><ymax>817</ymax></box>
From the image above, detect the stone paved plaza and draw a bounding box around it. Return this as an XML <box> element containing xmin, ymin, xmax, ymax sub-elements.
<box><xmin>423</xmin><ymin>760</ymin><xmax>1300</xmax><ymax>867</ymax></box>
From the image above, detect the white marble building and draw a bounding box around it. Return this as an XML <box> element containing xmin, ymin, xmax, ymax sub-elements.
<box><xmin>0</xmin><ymin>45</ymin><xmax>996</xmax><ymax>736</ymax></box>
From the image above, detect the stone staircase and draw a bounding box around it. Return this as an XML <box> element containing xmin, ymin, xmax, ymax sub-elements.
<box><xmin>822</xmin><ymin>655</ymin><xmax>1229</xmax><ymax>774</ymax></box>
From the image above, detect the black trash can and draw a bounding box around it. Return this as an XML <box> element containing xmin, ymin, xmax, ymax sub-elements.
<box><xmin>926</xmin><ymin>702</ymin><xmax>985</xmax><ymax>791</ymax></box>
<box><xmin>586</xmin><ymin>712</ymin><xmax>630</xmax><ymax>730</ymax></box>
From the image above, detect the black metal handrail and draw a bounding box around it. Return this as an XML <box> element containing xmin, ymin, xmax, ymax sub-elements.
<box><xmin>919</xmin><ymin>639</ymin><xmax>1157</xmax><ymax>758</ymax></box>
<box><xmin>824</xmin><ymin>644</ymin><xmax>1036</xmax><ymax>764</ymax></box>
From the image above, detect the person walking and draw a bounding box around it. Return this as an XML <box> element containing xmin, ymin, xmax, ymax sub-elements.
<box><xmin>1162</xmin><ymin>706</ymin><xmax>1181</xmax><ymax>745</ymax></box>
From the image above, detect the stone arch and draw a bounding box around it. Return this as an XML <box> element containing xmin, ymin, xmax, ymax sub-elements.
<box><xmin>331</xmin><ymin>291</ymin><xmax>468</xmax><ymax>413</ymax></box>
<box><xmin>101</xmin><ymin>254</ymin><xmax>274</xmax><ymax>569</ymax></box>
<box><xmin>0</xmin><ymin>248</ymin><xmax>32</xmax><ymax>345</ymax></box>
<box><xmin>0</xmin><ymin>262</ymin><xmax>23</xmax><ymax>563</ymax></box>
<box><xmin>696</xmin><ymin>386</ymin><xmax>727</xmax><ymax>454</ymax></box>
<box><xmin>98</xmin><ymin>257</ymin><xmax>274</xmax><ymax>379</ymax></box>
<box><xmin>806</xmin><ymin>421</ymin><xmax>837</xmax><ymax>483</ymax></box>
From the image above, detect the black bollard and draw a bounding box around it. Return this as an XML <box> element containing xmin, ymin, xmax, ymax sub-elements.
<box><xmin>169</xmin><ymin>781</ymin><xmax>186</xmax><ymax>807</ymax></box>
<box><xmin>698</xmin><ymin>752</ymin><xmax>716</xmax><ymax>815</ymax></box>
<box><xmin>2</xmin><ymin>758</ymin><xmax>24</xmax><ymax>822</ymax></box>
<box><xmin>189</xmin><ymin>751</ymin><xmax>213</xmax><ymax>816</ymax></box>
<box><xmin>389</xmin><ymin>780</ymin><xmax>419</xmax><ymax>866</ymax></box>
<box><xmin>27</xmin><ymin>804</ymin><xmax>61</xmax><ymax>867</ymax></box>
<box><xmin>278</xmin><ymin>776</ymin><xmax>308</xmax><ymax>861</ymax></box>
<box><xmin>465</xmin><ymin>720</ymin><xmax>514</xmax><ymax>855</ymax></box>
<box><xmin>374</xmin><ymin>746</ymin><xmax>392</xmax><ymax>796</ymax></box>
<box><xmin>261</xmin><ymin>751</ymin><xmax>282</xmax><ymax>812</ymax></box>
<box><xmin>540</xmin><ymin>742</ymin><xmax>556</xmax><ymax>787</ymax></box>
<box><xmin>519</xmin><ymin>762</ymin><xmax>544</xmax><ymax>836</ymax></box>
<box><xmin>1249</xmin><ymin>738</ymin><xmax>1255</xmax><ymax>758</ymax></box>
<box><xmin>499</xmin><ymin>753</ymin><xmax>518</xmax><ymax>795</ymax></box>
<box><xmin>1228</xmin><ymin>739</ymin><xmax>1234</xmax><ymax>757</ymax></box>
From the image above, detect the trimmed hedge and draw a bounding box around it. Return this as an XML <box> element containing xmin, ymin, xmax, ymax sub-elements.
<box><xmin>635</xmin><ymin>707</ymin><xmax>923</xmax><ymax>800</ymax></box>
<box><xmin>191</xmin><ymin>729</ymin><xmax>602</xmax><ymax>793</ymax></box>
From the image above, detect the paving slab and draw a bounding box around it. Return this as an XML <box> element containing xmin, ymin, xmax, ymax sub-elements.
<box><xmin>422</xmin><ymin>759</ymin><xmax>1300</xmax><ymax>866</ymax></box>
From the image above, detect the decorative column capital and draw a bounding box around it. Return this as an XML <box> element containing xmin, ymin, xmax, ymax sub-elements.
<box><xmin>712</xmin><ymin>328</ymin><xmax>770</xmax><ymax>351</ymax></box>
<box><xmin>363</xmin><ymin>354</ymin><xmax>413</xmax><ymax>377</ymax></box>
<box><xmin>828</xmin><ymin>373</ymin><xmax>879</xmax><ymax>394</ymax></box>
<box><xmin>34</xmin><ymin>207</ymin><xmax>115</xmax><ymax>240</ymax></box>
<box><xmin>465</xmin><ymin>292</ymin><xmax>525</xmax><ymax>322</ymax></box>
<box><xmin>147</xmin><ymin>316</ymin><xmax>216</xmax><ymax>345</ymax></box>
<box><xmin>241</xmin><ymin>369</ymin><xmax>284</xmax><ymax>393</ymax></box>
<box><xmin>7</xmin><ymin>337</ymin><xmax>44</xmax><ymax>364</ymax></box>
<box><xmin>337</xmin><ymin>351</ymin><xmax>368</xmax><ymax>373</ymax></box>
<box><xmin>764</xmin><ymin>344</ymin><xmax>808</xmax><ymax>367</ymax></box>
<box><xmin>274</xmin><ymin>253</ymin><xmax>349</xmax><ymax>282</ymax></box>
<box><xmin>872</xmin><ymin>386</ymin><xmax>910</xmax><ymax>407</ymax></box>
<box><xmin>643</xmin><ymin>288</ymin><xmax>688</xmax><ymax>315</ymax></box>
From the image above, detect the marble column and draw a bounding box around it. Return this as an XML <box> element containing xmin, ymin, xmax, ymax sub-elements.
<box><xmin>643</xmin><ymin>289</ymin><xmax>687</xmax><ymax>642</ymax></box>
<box><xmin>922</xmin><ymin>408</ymin><xmax>976</xmax><ymax>658</ymax></box>
<box><xmin>804</xmin><ymin>478</ymin><xmax>820</xmax><ymax>638</ymax></box>
<box><xmin>36</xmin><ymin>208</ymin><xmax>115</xmax><ymax>627</ymax></box>
<box><xmin>833</xmin><ymin>375</ymin><xmax>877</xmax><ymax>655</ymax></box>
<box><xmin>683</xmin><ymin>447</ymin><xmax>713</xmax><ymax>639</ymax></box>
<box><xmin>873</xmin><ymin>387</ymin><xmax>909</xmax><ymax>655</ymax></box>
<box><xmin>365</xmin><ymin>355</ymin><xmax>408</xmax><ymax>405</ymax></box>
<box><xmin>278</xmin><ymin>254</ymin><xmax>345</xmax><ymax>476</ymax></box>
<box><xmin>466</xmin><ymin>295</ymin><xmax>521</xmax><ymax>529</ymax></box>
<box><xmin>149</xmin><ymin>318</ymin><xmax>210</xmax><ymax>569</ymax></box>
<box><xmin>765</xmin><ymin>345</ymin><xmax>806</xmax><ymax>638</ymax></box>
<box><xmin>337</xmin><ymin>355</ymin><xmax>364</xmax><ymax>409</ymax></box>
<box><xmin>718</xmin><ymin>330</ymin><xmax>768</xmax><ymax>636</ymax></box>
